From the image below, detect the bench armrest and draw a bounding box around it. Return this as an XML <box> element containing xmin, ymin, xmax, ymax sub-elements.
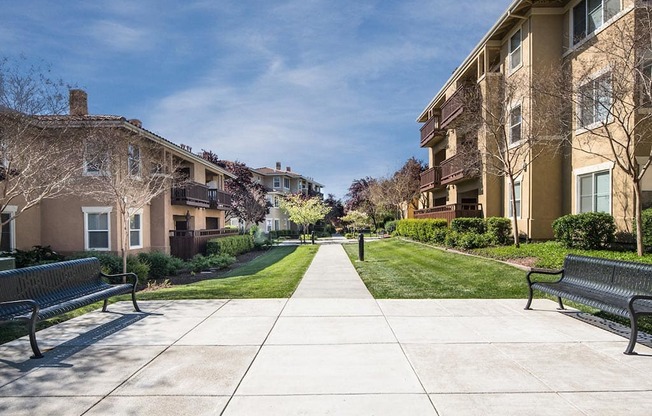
<box><xmin>526</xmin><ymin>268</ymin><xmax>564</xmax><ymax>285</ymax></box>
<box><xmin>102</xmin><ymin>272</ymin><xmax>138</xmax><ymax>287</ymax></box>
<box><xmin>628</xmin><ymin>294</ymin><xmax>652</xmax><ymax>312</ymax></box>
<box><xmin>0</xmin><ymin>299</ymin><xmax>39</xmax><ymax>320</ymax></box>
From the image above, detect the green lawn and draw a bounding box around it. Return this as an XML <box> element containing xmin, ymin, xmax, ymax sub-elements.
<box><xmin>343</xmin><ymin>238</ymin><xmax>527</xmax><ymax>299</ymax></box>
<box><xmin>137</xmin><ymin>245</ymin><xmax>318</xmax><ymax>300</ymax></box>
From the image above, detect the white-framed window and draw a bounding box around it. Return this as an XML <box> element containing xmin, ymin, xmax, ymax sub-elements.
<box><xmin>128</xmin><ymin>144</ymin><xmax>141</xmax><ymax>177</ymax></box>
<box><xmin>572</xmin><ymin>0</ymin><xmax>620</xmax><ymax>45</ymax></box>
<box><xmin>578</xmin><ymin>170</ymin><xmax>611</xmax><ymax>213</ymax></box>
<box><xmin>0</xmin><ymin>205</ymin><xmax>17</xmax><ymax>252</ymax></box>
<box><xmin>129</xmin><ymin>209</ymin><xmax>143</xmax><ymax>249</ymax></box>
<box><xmin>83</xmin><ymin>207</ymin><xmax>112</xmax><ymax>251</ymax></box>
<box><xmin>509</xmin><ymin>28</ymin><xmax>522</xmax><ymax>72</ymax></box>
<box><xmin>510</xmin><ymin>104</ymin><xmax>522</xmax><ymax>144</ymax></box>
<box><xmin>283</xmin><ymin>177</ymin><xmax>290</xmax><ymax>189</ymax></box>
<box><xmin>578</xmin><ymin>72</ymin><xmax>612</xmax><ymax>128</ymax></box>
<box><xmin>641</xmin><ymin>61</ymin><xmax>652</xmax><ymax>106</ymax></box>
<box><xmin>83</xmin><ymin>139</ymin><xmax>106</xmax><ymax>176</ymax></box>
<box><xmin>508</xmin><ymin>180</ymin><xmax>522</xmax><ymax>218</ymax></box>
<box><xmin>266</xmin><ymin>219</ymin><xmax>273</xmax><ymax>232</ymax></box>
<box><xmin>274</xmin><ymin>219</ymin><xmax>280</xmax><ymax>230</ymax></box>
<box><xmin>273</xmin><ymin>196</ymin><xmax>280</xmax><ymax>208</ymax></box>
<box><xmin>273</xmin><ymin>176</ymin><xmax>281</xmax><ymax>188</ymax></box>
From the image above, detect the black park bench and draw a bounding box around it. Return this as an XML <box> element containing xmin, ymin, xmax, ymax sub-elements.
<box><xmin>0</xmin><ymin>258</ymin><xmax>141</xmax><ymax>358</ymax></box>
<box><xmin>525</xmin><ymin>254</ymin><xmax>652</xmax><ymax>355</ymax></box>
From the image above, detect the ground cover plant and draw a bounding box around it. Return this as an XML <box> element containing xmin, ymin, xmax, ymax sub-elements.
<box><xmin>343</xmin><ymin>238</ymin><xmax>526</xmax><ymax>298</ymax></box>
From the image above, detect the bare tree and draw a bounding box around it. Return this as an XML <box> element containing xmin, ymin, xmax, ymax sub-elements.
<box><xmin>0</xmin><ymin>57</ymin><xmax>79</xmax><ymax>250</ymax></box>
<box><xmin>547</xmin><ymin>3</ymin><xmax>652</xmax><ymax>255</ymax></box>
<box><xmin>82</xmin><ymin>128</ymin><xmax>182</xmax><ymax>272</ymax></box>
<box><xmin>465</xmin><ymin>69</ymin><xmax>562</xmax><ymax>247</ymax></box>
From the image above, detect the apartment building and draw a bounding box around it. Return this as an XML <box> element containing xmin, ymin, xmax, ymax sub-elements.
<box><xmin>417</xmin><ymin>0</ymin><xmax>652</xmax><ymax>239</ymax></box>
<box><xmin>250</xmin><ymin>162</ymin><xmax>324</xmax><ymax>232</ymax></box>
<box><xmin>4</xmin><ymin>90</ymin><xmax>235</xmax><ymax>258</ymax></box>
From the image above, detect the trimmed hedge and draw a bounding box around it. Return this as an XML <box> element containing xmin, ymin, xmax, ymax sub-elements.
<box><xmin>451</xmin><ymin>218</ymin><xmax>486</xmax><ymax>234</ymax></box>
<box><xmin>207</xmin><ymin>235</ymin><xmax>255</xmax><ymax>256</ymax></box>
<box><xmin>395</xmin><ymin>217</ymin><xmax>513</xmax><ymax>249</ymax></box>
<box><xmin>640</xmin><ymin>208</ymin><xmax>652</xmax><ymax>249</ymax></box>
<box><xmin>486</xmin><ymin>217</ymin><xmax>512</xmax><ymax>245</ymax></box>
<box><xmin>552</xmin><ymin>212</ymin><xmax>616</xmax><ymax>250</ymax></box>
<box><xmin>395</xmin><ymin>219</ymin><xmax>448</xmax><ymax>243</ymax></box>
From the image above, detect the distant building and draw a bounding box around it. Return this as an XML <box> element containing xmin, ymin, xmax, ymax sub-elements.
<box><xmin>248</xmin><ymin>162</ymin><xmax>324</xmax><ymax>232</ymax></box>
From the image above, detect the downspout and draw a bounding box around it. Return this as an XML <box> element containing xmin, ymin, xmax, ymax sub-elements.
<box><xmin>527</xmin><ymin>14</ymin><xmax>534</xmax><ymax>241</ymax></box>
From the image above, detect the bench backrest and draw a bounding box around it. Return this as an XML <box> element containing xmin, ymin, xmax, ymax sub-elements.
<box><xmin>0</xmin><ymin>258</ymin><xmax>102</xmax><ymax>306</ymax></box>
<box><xmin>564</xmin><ymin>254</ymin><xmax>652</xmax><ymax>294</ymax></box>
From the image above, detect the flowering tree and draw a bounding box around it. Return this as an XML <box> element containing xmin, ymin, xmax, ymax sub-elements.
<box><xmin>341</xmin><ymin>210</ymin><xmax>371</xmax><ymax>233</ymax></box>
<box><xmin>280</xmin><ymin>194</ymin><xmax>330</xmax><ymax>244</ymax></box>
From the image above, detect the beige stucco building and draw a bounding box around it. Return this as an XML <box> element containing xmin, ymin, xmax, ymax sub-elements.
<box><xmin>417</xmin><ymin>0</ymin><xmax>652</xmax><ymax>239</ymax></box>
<box><xmin>4</xmin><ymin>90</ymin><xmax>235</xmax><ymax>259</ymax></box>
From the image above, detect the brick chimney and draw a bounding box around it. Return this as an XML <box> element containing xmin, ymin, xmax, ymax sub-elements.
<box><xmin>286</xmin><ymin>166</ymin><xmax>291</xmax><ymax>172</ymax></box>
<box><xmin>69</xmin><ymin>89</ymin><xmax>88</xmax><ymax>116</ymax></box>
<box><xmin>129</xmin><ymin>119</ymin><xmax>142</xmax><ymax>128</ymax></box>
<box><xmin>275</xmin><ymin>161</ymin><xmax>281</xmax><ymax>171</ymax></box>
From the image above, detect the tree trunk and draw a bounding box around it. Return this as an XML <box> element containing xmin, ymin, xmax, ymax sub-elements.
<box><xmin>634</xmin><ymin>181</ymin><xmax>645</xmax><ymax>256</ymax></box>
<box><xmin>510</xmin><ymin>179</ymin><xmax>521</xmax><ymax>248</ymax></box>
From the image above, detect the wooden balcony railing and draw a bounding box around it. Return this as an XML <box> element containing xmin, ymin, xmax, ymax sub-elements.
<box><xmin>172</xmin><ymin>182</ymin><xmax>209</xmax><ymax>208</ymax></box>
<box><xmin>169</xmin><ymin>228</ymin><xmax>239</xmax><ymax>260</ymax></box>
<box><xmin>420</xmin><ymin>167</ymin><xmax>442</xmax><ymax>191</ymax></box>
<box><xmin>440</xmin><ymin>152</ymin><xmax>480</xmax><ymax>185</ymax></box>
<box><xmin>420</xmin><ymin>115</ymin><xmax>446</xmax><ymax>147</ymax></box>
<box><xmin>208</xmin><ymin>188</ymin><xmax>233</xmax><ymax>209</ymax></box>
<box><xmin>440</xmin><ymin>85</ymin><xmax>467</xmax><ymax>129</ymax></box>
<box><xmin>414</xmin><ymin>203</ymin><xmax>483</xmax><ymax>224</ymax></box>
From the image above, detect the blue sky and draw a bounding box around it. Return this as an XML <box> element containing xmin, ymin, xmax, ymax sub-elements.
<box><xmin>2</xmin><ymin>0</ymin><xmax>512</xmax><ymax>199</ymax></box>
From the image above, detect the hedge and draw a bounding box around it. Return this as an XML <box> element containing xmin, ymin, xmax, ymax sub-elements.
<box><xmin>395</xmin><ymin>217</ymin><xmax>513</xmax><ymax>249</ymax></box>
<box><xmin>207</xmin><ymin>235</ymin><xmax>255</xmax><ymax>256</ymax></box>
<box><xmin>552</xmin><ymin>212</ymin><xmax>616</xmax><ymax>250</ymax></box>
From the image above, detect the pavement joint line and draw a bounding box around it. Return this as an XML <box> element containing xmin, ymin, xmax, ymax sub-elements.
<box><xmin>219</xmin><ymin>298</ymin><xmax>290</xmax><ymax>416</ymax></box>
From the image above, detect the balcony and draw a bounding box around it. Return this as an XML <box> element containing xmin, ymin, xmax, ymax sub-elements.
<box><xmin>420</xmin><ymin>115</ymin><xmax>446</xmax><ymax>148</ymax></box>
<box><xmin>172</xmin><ymin>182</ymin><xmax>210</xmax><ymax>208</ymax></box>
<box><xmin>414</xmin><ymin>203</ymin><xmax>483</xmax><ymax>224</ymax></box>
<box><xmin>440</xmin><ymin>85</ymin><xmax>467</xmax><ymax>129</ymax></box>
<box><xmin>208</xmin><ymin>188</ymin><xmax>233</xmax><ymax>210</ymax></box>
<box><xmin>440</xmin><ymin>153</ymin><xmax>480</xmax><ymax>186</ymax></box>
<box><xmin>420</xmin><ymin>167</ymin><xmax>442</xmax><ymax>192</ymax></box>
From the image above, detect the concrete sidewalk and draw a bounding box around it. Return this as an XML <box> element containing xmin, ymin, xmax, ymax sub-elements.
<box><xmin>2</xmin><ymin>244</ymin><xmax>652</xmax><ymax>415</ymax></box>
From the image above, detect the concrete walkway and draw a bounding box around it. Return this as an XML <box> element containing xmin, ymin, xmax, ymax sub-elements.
<box><xmin>2</xmin><ymin>244</ymin><xmax>652</xmax><ymax>415</ymax></box>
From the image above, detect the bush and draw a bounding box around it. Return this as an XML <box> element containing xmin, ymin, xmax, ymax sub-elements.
<box><xmin>207</xmin><ymin>235</ymin><xmax>255</xmax><ymax>256</ymax></box>
<box><xmin>187</xmin><ymin>253</ymin><xmax>236</xmax><ymax>273</ymax></box>
<box><xmin>486</xmin><ymin>217</ymin><xmax>512</xmax><ymax>245</ymax></box>
<box><xmin>395</xmin><ymin>219</ymin><xmax>448</xmax><ymax>242</ymax></box>
<box><xmin>552</xmin><ymin>212</ymin><xmax>616</xmax><ymax>249</ymax></box>
<box><xmin>137</xmin><ymin>251</ymin><xmax>184</xmax><ymax>279</ymax></box>
<box><xmin>384</xmin><ymin>221</ymin><xmax>397</xmax><ymax>234</ymax></box>
<box><xmin>127</xmin><ymin>255</ymin><xmax>150</xmax><ymax>285</ymax></box>
<box><xmin>639</xmin><ymin>208</ymin><xmax>652</xmax><ymax>250</ymax></box>
<box><xmin>7</xmin><ymin>245</ymin><xmax>65</xmax><ymax>268</ymax></box>
<box><xmin>451</xmin><ymin>218</ymin><xmax>486</xmax><ymax>234</ymax></box>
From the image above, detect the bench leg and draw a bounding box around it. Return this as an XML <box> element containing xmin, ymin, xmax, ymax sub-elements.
<box><xmin>624</xmin><ymin>316</ymin><xmax>639</xmax><ymax>355</ymax></box>
<box><xmin>524</xmin><ymin>286</ymin><xmax>534</xmax><ymax>310</ymax></box>
<box><xmin>131</xmin><ymin>291</ymin><xmax>141</xmax><ymax>313</ymax></box>
<box><xmin>27</xmin><ymin>317</ymin><xmax>43</xmax><ymax>359</ymax></box>
<box><xmin>557</xmin><ymin>297</ymin><xmax>565</xmax><ymax>310</ymax></box>
<box><xmin>102</xmin><ymin>299</ymin><xmax>109</xmax><ymax>312</ymax></box>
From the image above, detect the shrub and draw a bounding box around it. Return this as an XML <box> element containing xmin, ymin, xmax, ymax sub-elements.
<box><xmin>486</xmin><ymin>217</ymin><xmax>512</xmax><ymax>246</ymax></box>
<box><xmin>137</xmin><ymin>251</ymin><xmax>184</xmax><ymax>279</ymax></box>
<box><xmin>552</xmin><ymin>212</ymin><xmax>616</xmax><ymax>249</ymax></box>
<box><xmin>451</xmin><ymin>218</ymin><xmax>486</xmax><ymax>234</ymax></box>
<box><xmin>395</xmin><ymin>219</ymin><xmax>448</xmax><ymax>242</ymax></box>
<box><xmin>384</xmin><ymin>221</ymin><xmax>397</xmax><ymax>234</ymax></box>
<box><xmin>7</xmin><ymin>245</ymin><xmax>65</xmax><ymax>268</ymax></box>
<box><xmin>187</xmin><ymin>253</ymin><xmax>236</xmax><ymax>273</ymax></box>
<box><xmin>127</xmin><ymin>255</ymin><xmax>150</xmax><ymax>285</ymax></box>
<box><xmin>639</xmin><ymin>208</ymin><xmax>652</xmax><ymax>250</ymax></box>
<box><xmin>207</xmin><ymin>235</ymin><xmax>255</xmax><ymax>256</ymax></box>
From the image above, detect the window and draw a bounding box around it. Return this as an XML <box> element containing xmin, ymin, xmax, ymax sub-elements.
<box><xmin>578</xmin><ymin>170</ymin><xmax>610</xmax><ymax>213</ymax></box>
<box><xmin>83</xmin><ymin>207</ymin><xmax>112</xmax><ymax>251</ymax></box>
<box><xmin>283</xmin><ymin>177</ymin><xmax>290</xmax><ymax>189</ymax></box>
<box><xmin>579</xmin><ymin>72</ymin><xmax>611</xmax><ymax>127</ymax></box>
<box><xmin>641</xmin><ymin>61</ymin><xmax>652</xmax><ymax>106</ymax></box>
<box><xmin>266</xmin><ymin>219</ymin><xmax>272</xmax><ymax>232</ymax></box>
<box><xmin>273</xmin><ymin>176</ymin><xmax>280</xmax><ymax>188</ymax></box>
<box><xmin>274</xmin><ymin>196</ymin><xmax>280</xmax><ymax>208</ymax></box>
<box><xmin>510</xmin><ymin>105</ymin><xmax>522</xmax><ymax>144</ymax></box>
<box><xmin>509</xmin><ymin>29</ymin><xmax>522</xmax><ymax>71</ymax></box>
<box><xmin>128</xmin><ymin>144</ymin><xmax>141</xmax><ymax>177</ymax></box>
<box><xmin>573</xmin><ymin>0</ymin><xmax>620</xmax><ymax>45</ymax></box>
<box><xmin>274</xmin><ymin>219</ymin><xmax>280</xmax><ymax>230</ymax></box>
<box><xmin>0</xmin><ymin>206</ymin><xmax>17</xmax><ymax>252</ymax></box>
<box><xmin>129</xmin><ymin>212</ymin><xmax>142</xmax><ymax>248</ymax></box>
<box><xmin>83</xmin><ymin>140</ymin><xmax>106</xmax><ymax>176</ymax></box>
<box><xmin>508</xmin><ymin>181</ymin><xmax>522</xmax><ymax>218</ymax></box>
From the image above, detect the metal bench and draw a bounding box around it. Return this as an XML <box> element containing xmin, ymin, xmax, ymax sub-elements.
<box><xmin>0</xmin><ymin>258</ymin><xmax>141</xmax><ymax>358</ymax></box>
<box><xmin>525</xmin><ymin>254</ymin><xmax>652</xmax><ymax>355</ymax></box>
